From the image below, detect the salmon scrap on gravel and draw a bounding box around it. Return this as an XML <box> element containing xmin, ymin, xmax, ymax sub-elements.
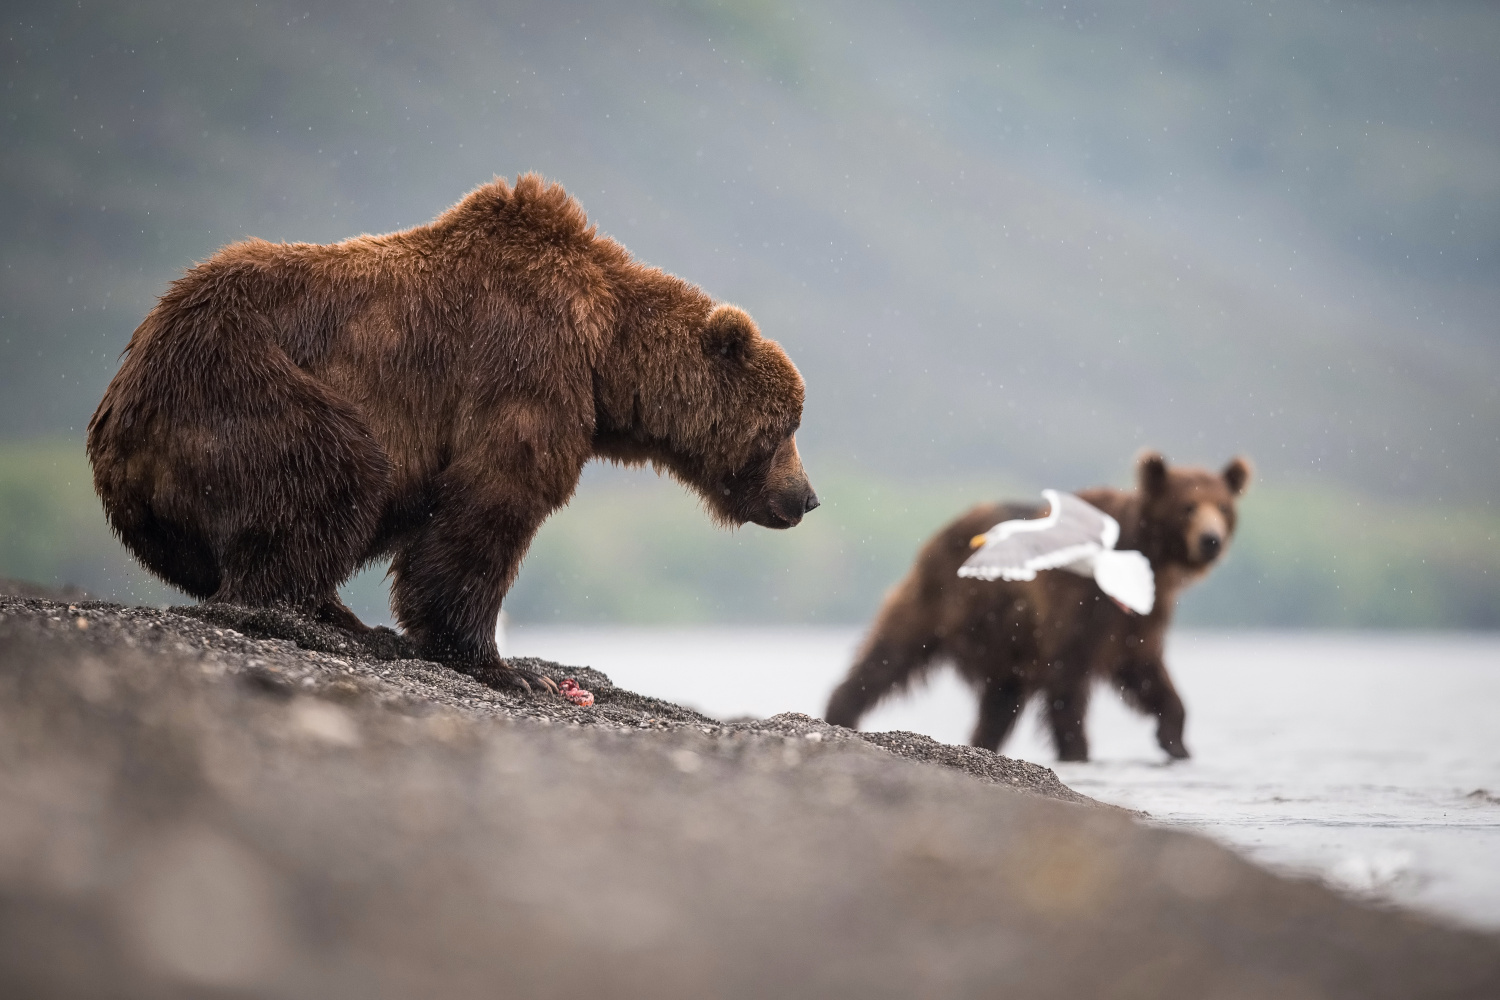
<box><xmin>559</xmin><ymin>679</ymin><xmax>594</xmax><ymax>707</ymax></box>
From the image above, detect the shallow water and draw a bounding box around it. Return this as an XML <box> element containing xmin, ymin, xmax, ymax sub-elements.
<box><xmin>507</xmin><ymin>625</ymin><xmax>1500</xmax><ymax>930</ymax></box>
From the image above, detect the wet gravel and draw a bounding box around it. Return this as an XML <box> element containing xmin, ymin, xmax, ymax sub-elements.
<box><xmin>54</xmin><ymin>595</ymin><xmax>1088</xmax><ymax>803</ymax></box>
<box><xmin>2</xmin><ymin>584</ymin><xmax>1498</xmax><ymax>999</ymax></box>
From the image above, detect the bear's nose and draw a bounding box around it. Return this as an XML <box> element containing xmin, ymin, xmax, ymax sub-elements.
<box><xmin>1198</xmin><ymin>532</ymin><xmax>1222</xmax><ymax>561</ymax></box>
<box><xmin>802</xmin><ymin>488</ymin><xmax>820</xmax><ymax>515</ymax></box>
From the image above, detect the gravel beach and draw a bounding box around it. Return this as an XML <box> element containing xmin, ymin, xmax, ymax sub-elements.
<box><xmin>2</xmin><ymin>583</ymin><xmax>1498</xmax><ymax>998</ymax></box>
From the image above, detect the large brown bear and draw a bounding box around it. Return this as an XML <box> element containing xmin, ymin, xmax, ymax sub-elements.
<box><xmin>825</xmin><ymin>453</ymin><xmax>1249</xmax><ymax>761</ymax></box>
<box><xmin>88</xmin><ymin>174</ymin><xmax>818</xmax><ymax>691</ymax></box>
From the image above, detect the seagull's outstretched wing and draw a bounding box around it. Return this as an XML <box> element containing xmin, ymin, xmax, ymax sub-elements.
<box><xmin>1092</xmin><ymin>549</ymin><xmax>1155</xmax><ymax>615</ymax></box>
<box><xmin>958</xmin><ymin>490</ymin><xmax>1156</xmax><ymax>614</ymax></box>
<box><xmin>958</xmin><ymin>490</ymin><xmax>1119</xmax><ymax>582</ymax></box>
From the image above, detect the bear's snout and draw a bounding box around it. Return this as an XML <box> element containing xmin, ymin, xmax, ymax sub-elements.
<box><xmin>1198</xmin><ymin>532</ymin><xmax>1223</xmax><ymax>562</ymax></box>
<box><xmin>756</xmin><ymin>435</ymin><xmax>817</xmax><ymax>529</ymax></box>
<box><xmin>766</xmin><ymin>479</ymin><xmax>819</xmax><ymax>527</ymax></box>
<box><xmin>1185</xmin><ymin>501</ymin><xmax>1230</xmax><ymax>564</ymax></box>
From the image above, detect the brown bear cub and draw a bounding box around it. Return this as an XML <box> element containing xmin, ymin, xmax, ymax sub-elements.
<box><xmin>825</xmin><ymin>453</ymin><xmax>1249</xmax><ymax>761</ymax></box>
<box><xmin>88</xmin><ymin>174</ymin><xmax>818</xmax><ymax>691</ymax></box>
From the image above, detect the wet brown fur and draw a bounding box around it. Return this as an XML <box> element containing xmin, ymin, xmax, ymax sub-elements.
<box><xmin>87</xmin><ymin>175</ymin><xmax>815</xmax><ymax>679</ymax></box>
<box><xmin>826</xmin><ymin>453</ymin><xmax>1250</xmax><ymax>761</ymax></box>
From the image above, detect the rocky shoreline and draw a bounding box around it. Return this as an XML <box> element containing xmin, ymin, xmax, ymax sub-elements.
<box><xmin>2</xmin><ymin>584</ymin><xmax>1498</xmax><ymax>997</ymax></box>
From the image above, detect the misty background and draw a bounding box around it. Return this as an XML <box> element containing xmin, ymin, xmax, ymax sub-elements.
<box><xmin>3</xmin><ymin>0</ymin><xmax>1497</xmax><ymax>627</ymax></box>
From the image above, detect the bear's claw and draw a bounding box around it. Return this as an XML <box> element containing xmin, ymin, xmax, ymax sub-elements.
<box><xmin>463</xmin><ymin>662</ymin><xmax>560</xmax><ymax>697</ymax></box>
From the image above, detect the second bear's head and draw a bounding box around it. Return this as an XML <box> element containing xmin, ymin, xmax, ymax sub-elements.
<box><xmin>595</xmin><ymin>301</ymin><xmax>817</xmax><ymax>530</ymax></box>
<box><xmin>1135</xmin><ymin>451</ymin><xmax>1252</xmax><ymax>570</ymax></box>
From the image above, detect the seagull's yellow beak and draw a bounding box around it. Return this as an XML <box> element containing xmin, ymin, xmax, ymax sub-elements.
<box><xmin>970</xmin><ymin>534</ymin><xmax>988</xmax><ymax>549</ymax></box>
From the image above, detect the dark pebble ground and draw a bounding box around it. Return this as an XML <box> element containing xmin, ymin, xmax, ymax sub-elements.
<box><xmin>2</xmin><ymin>582</ymin><xmax>1498</xmax><ymax>998</ymax></box>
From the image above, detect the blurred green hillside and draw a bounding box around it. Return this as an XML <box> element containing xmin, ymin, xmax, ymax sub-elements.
<box><xmin>7</xmin><ymin>440</ymin><xmax>1496</xmax><ymax>629</ymax></box>
<box><xmin>4</xmin><ymin>0</ymin><xmax>1498</xmax><ymax>495</ymax></box>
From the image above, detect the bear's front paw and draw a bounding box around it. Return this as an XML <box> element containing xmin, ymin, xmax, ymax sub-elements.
<box><xmin>1159</xmin><ymin>737</ymin><xmax>1191</xmax><ymax>760</ymax></box>
<box><xmin>462</xmin><ymin>660</ymin><xmax>560</xmax><ymax>697</ymax></box>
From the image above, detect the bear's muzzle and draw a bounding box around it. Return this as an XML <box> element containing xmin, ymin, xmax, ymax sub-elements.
<box><xmin>756</xmin><ymin>436</ymin><xmax>818</xmax><ymax>529</ymax></box>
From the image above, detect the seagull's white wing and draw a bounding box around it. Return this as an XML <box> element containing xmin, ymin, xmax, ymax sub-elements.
<box><xmin>959</xmin><ymin>490</ymin><xmax>1156</xmax><ymax>614</ymax></box>
<box><xmin>1092</xmin><ymin>549</ymin><xmax>1156</xmax><ymax>614</ymax></box>
<box><xmin>958</xmin><ymin>490</ymin><xmax>1118</xmax><ymax>581</ymax></box>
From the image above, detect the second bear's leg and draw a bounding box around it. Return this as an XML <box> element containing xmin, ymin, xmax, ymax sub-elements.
<box><xmin>825</xmin><ymin>580</ymin><xmax>940</xmax><ymax>728</ymax></box>
<box><xmin>970</xmin><ymin>675</ymin><xmax>1026</xmax><ymax>752</ymax></box>
<box><xmin>824</xmin><ymin>632</ymin><xmax>938</xmax><ymax>729</ymax></box>
<box><xmin>389</xmin><ymin>472</ymin><xmax>558</xmax><ymax>694</ymax></box>
<box><xmin>1045</xmin><ymin>673</ymin><xmax>1092</xmax><ymax>762</ymax></box>
<box><xmin>1114</xmin><ymin>656</ymin><xmax>1189</xmax><ymax>759</ymax></box>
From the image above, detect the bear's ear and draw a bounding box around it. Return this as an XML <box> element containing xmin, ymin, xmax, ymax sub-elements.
<box><xmin>1222</xmin><ymin>456</ymin><xmax>1252</xmax><ymax>496</ymax></box>
<box><xmin>1137</xmin><ymin>451</ymin><xmax>1169</xmax><ymax>497</ymax></box>
<box><xmin>703</xmin><ymin>305</ymin><xmax>757</xmax><ymax>365</ymax></box>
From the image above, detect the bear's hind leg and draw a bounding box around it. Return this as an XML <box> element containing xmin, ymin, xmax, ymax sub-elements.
<box><xmin>106</xmin><ymin>499</ymin><xmax>222</xmax><ymax>600</ymax></box>
<box><xmin>826</xmin><ymin>571</ymin><xmax>946</xmax><ymax>729</ymax></box>
<box><xmin>206</xmin><ymin>382</ymin><xmax>391</xmax><ymax>619</ymax></box>
<box><xmin>313</xmin><ymin>594</ymin><xmax>372</xmax><ymax>633</ymax></box>
<box><xmin>213</xmin><ymin>518</ymin><xmax>377</xmax><ymax>620</ymax></box>
<box><xmin>825</xmin><ymin>623</ymin><xmax>939</xmax><ymax>729</ymax></box>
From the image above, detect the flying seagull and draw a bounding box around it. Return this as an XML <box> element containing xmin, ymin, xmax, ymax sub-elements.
<box><xmin>957</xmin><ymin>489</ymin><xmax>1156</xmax><ymax>615</ymax></box>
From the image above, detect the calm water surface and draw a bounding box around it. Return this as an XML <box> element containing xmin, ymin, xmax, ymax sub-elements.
<box><xmin>506</xmin><ymin>626</ymin><xmax>1500</xmax><ymax>930</ymax></box>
